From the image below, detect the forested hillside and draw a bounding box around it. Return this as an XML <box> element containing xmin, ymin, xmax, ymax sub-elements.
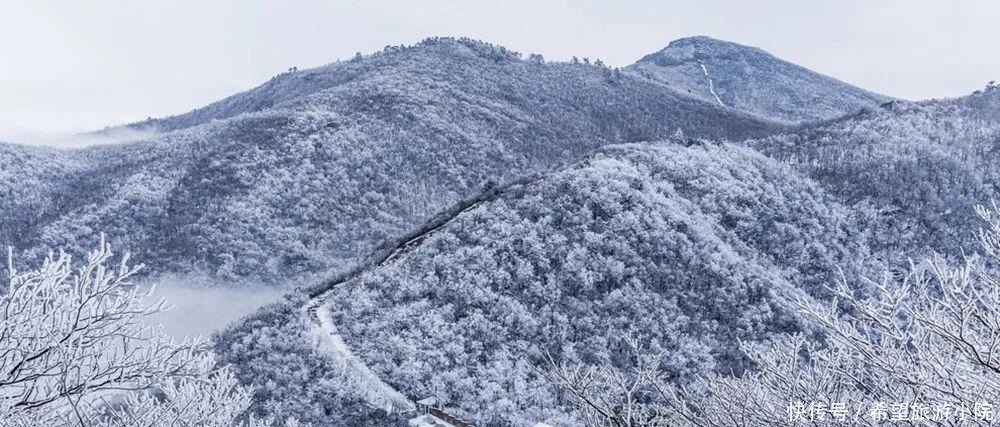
<box><xmin>215</xmin><ymin>141</ymin><xmax>879</xmax><ymax>426</ymax></box>
<box><xmin>212</xmin><ymin>85</ymin><xmax>1000</xmax><ymax>427</ymax></box>
<box><xmin>629</xmin><ymin>36</ymin><xmax>890</xmax><ymax>123</ymax></box>
<box><xmin>752</xmin><ymin>85</ymin><xmax>1000</xmax><ymax>262</ymax></box>
<box><xmin>0</xmin><ymin>37</ymin><xmax>781</xmax><ymax>284</ymax></box>
<box><xmin>0</xmin><ymin>143</ymin><xmax>88</xmax><ymax>249</ymax></box>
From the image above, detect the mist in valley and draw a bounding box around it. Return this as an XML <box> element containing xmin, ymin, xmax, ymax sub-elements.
<box><xmin>143</xmin><ymin>277</ymin><xmax>287</xmax><ymax>340</ymax></box>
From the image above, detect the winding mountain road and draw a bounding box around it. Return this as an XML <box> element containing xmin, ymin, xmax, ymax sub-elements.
<box><xmin>301</xmin><ymin>175</ymin><xmax>541</xmax><ymax>422</ymax></box>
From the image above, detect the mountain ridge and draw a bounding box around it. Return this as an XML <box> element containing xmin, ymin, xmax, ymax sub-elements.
<box><xmin>2</xmin><ymin>36</ymin><xmax>782</xmax><ymax>285</ymax></box>
<box><xmin>113</xmin><ymin>37</ymin><xmax>781</xmax><ymax>136</ymax></box>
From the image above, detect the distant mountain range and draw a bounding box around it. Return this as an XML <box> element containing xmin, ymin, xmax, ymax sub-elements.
<box><xmin>1</xmin><ymin>37</ymin><xmax>779</xmax><ymax>284</ymax></box>
<box><xmin>630</xmin><ymin>36</ymin><xmax>891</xmax><ymax>123</ymax></box>
<box><xmin>2</xmin><ymin>36</ymin><xmax>907</xmax><ymax>286</ymax></box>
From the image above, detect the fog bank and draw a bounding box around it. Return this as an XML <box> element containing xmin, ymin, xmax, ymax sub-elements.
<box><xmin>144</xmin><ymin>278</ymin><xmax>286</xmax><ymax>340</ymax></box>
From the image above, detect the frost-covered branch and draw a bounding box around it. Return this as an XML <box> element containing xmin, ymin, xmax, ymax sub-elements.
<box><xmin>539</xmin><ymin>335</ymin><xmax>674</xmax><ymax>427</ymax></box>
<box><xmin>0</xmin><ymin>238</ymin><xmax>302</xmax><ymax>426</ymax></box>
<box><xmin>547</xmin><ymin>204</ymin><xmax>1000</xmax><ymax>426</ymax></box>
<box><xmin>0</xmin><ymin>237</ymin><xmax>205</xmax><ymax>418</ymax></box>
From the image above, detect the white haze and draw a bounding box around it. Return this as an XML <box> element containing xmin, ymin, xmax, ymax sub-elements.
<box><xmin>1</xmin><ymin>127</ymin><xmax>159</xmax><ymax>148</ymax></box>
<box><xmin>143</xmin><ymin>277</ymin><xmax>286</xmax><ymax>340</ymax></box>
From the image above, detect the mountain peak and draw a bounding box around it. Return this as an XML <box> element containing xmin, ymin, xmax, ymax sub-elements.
<box><xmin>668</xmin><ymin>35</ymin><xmax>757</xmax><ymax>49</ymax></box>
<box><xmin>629</xmin><ymin>36</ymin><xmax>890</xmax><ymax>123</ymax></box>
<box><xmin>639</xmin><ymin>36</ymin><xmax>771</xmax><ymax>67</ymax></box>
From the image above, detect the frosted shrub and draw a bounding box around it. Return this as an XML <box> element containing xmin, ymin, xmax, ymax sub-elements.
<box><xmin>0</xmin><ymin>238</ymin><xmax>300</xmax><ymax>427</ymax></box>
<box><xmin>548</xmin><ymin>204</ymin><xmax>1000</xmax><ymax>426</ymax></box>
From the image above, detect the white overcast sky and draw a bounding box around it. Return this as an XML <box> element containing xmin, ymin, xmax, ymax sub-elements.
<box><xmin>2</xmin><ymin>0</ymin><xmax>998</xmax><ymax>144</ymax></box>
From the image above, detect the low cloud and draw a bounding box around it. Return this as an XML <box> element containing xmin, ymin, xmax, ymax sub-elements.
<box><xmin>143</xmin><ymin>276</ymin><xmax>287</xmax><ymax>340</ymax></box>
<box><xmin>2</xmin><ymin>127</ymin><xmax>159</xmax><ymax>148</ymax></box>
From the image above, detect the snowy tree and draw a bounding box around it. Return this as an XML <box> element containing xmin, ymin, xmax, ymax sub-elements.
<box><xmin>0</xmin><ymin>238</ymin><xmax>299</xmax><ymax>426</ymax></box>
<box><xmin>539</xmin><ymin>335</ymin><xmax>673</xmax><ymax>427</ymax></box>
<box><xmin>86</xmin><ymin>368</ymin><xmax>304</xmax><ymax>427</ymax></box>
<box><xmin>547</xmin><ymin>204</ymin><xmax>1000</xmax><ymax>426</ymax></box>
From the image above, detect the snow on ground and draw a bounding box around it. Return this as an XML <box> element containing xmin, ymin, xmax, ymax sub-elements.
<box><xmin>407</xmin><ymin>414</ymin><xmax>459</xmax><ymax>427</ymax></box>
<box><xmin>305</xmin><ymin>293</ymin><xmax>414</xmax><ymax>413</ymax></box>
<box><xmin>700</xmin><ymin>63</ymin><xmax>725</xmax><ymax>106</ymax></box>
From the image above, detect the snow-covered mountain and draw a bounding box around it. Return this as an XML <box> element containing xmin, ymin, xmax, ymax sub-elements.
<box><xmin>629</xmin><ymin>36</ymin><xmax>891</xmax><ymax>123</ymax></box>
<box><xmin>216</xmin><ymin>140</ymin><xmax>878</xmax><ymax>426</ymax></box>
<box><xmin>1</xmin><ymin>37</ymin><xmax>781</xmax><ymax>285</ymax></box>
<box><xmin>6</xmin><ymin>33</ymin><xmax>1000</xmax><ymax>427</ymax></box>
<box><xmin>211</xmin><ymin>80</ymin><xmax>1000</xmax><ymax>427</ymax></box>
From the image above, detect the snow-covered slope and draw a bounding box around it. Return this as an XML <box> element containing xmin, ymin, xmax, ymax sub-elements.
<box><xmin>752</xmin><ymin>85</ymin><xmax>1000</xmax><ymax>261</ymax></box>
<box><xmin>0</xmin><ymin>143</ymin><xmax>90</xmax><ymax>248</ymax></box>
<box><xmin>214</xmin><ymin>141</ymin><xmax>874</xmax><ymax>426</ymax></box>
<box><xmin>629</xmin><ymin>36</ymin><xmax>891</xmax><ymax>123</ymax></box>
<box><xmin>211</xmin><ymin>85</ymin><xmax>1000</xmax><ymax>426</ymax></box>
<box><xmin>111</xmin><ymin>37</ymin><xmax>783</xmax><ymax>137</ymax></box>
<box><xmin>2</xmin><ymin>38</ymin><xmax>782</xmax><ymax>285</ymax></box>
